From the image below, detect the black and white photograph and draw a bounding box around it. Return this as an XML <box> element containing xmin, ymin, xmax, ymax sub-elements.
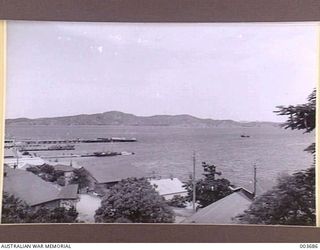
<box><xmin>2</xmin><ymin>21</ymin><xmax>317</xmax><ymax>225</ymax></box>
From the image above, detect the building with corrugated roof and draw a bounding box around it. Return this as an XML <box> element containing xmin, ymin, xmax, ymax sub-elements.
<box><xmin>3</xmin><ymin>166</ymin><xmax>79</xmax><ymax>209</ymax></box>
<box><xmin>183</xmin><ymin>188</ymin><xmax>254</xmax><ymax>224</ymax></box>
<box><xmin>78</xmin><ymin>159</ymin><xmax>146</xmax><ymax>194</ymax></box>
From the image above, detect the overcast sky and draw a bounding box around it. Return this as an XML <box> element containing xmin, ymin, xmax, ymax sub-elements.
<box><xmin>6</xmin><ymin>21</ymin><xmax>318</xmax><ymax>122</ymax></box>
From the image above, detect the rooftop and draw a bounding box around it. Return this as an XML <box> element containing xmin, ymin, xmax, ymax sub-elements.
<box><xmin>4</xmin><ymin>157</ymin><xmax>46</xmax><ymax>169</ymax></box>
<box><xmin>150</xmin><ymin>178</ymin><xmax>187</xmax><ymax>196</ymax></box>
<box><xmin>79</xmin><ymin>158</ymin><xmax>146</xmax><ymax>184</ymax></box>
<box><xmin>52</xmin><ymin>164</ymin><xmax>75</xmax><ymax>172</ymax></box>
<box><xmin>4</xmin><ymin>167</ymin><xmax>78</xmax><ymax>206</ymax></box>
<box><xmin>58</xmin><ymin>184</ymin><xmax>79</xmax><ymax>200</ymax></box>
<box><xmin>183</xmin><ymin>188</ymin><xmax>253</xmax><ymax>224</ymax></box>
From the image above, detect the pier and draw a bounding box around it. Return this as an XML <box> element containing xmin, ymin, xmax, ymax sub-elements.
<box><xmin>6</xmin><ymin>137</ymin><xmax>137</xmax><ymax>146</ymax></box>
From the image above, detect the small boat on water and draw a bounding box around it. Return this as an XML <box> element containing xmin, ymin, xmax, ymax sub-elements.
<box><xmin>240</xmin><ymin>135</ymin><xmax>250</xmax><ymax>138</ymax></box>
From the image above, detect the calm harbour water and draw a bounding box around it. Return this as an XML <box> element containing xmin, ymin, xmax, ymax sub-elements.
<box><xmin>5</xmin><ymin>125</ymin><xmax>314</xmax><ymax>194</ymax></box>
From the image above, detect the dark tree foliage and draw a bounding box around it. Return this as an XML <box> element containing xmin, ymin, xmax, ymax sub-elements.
<box><xmin>1</xmin><ymin>192</ymin><xmax>78</xmax><ymax>223</ymax></box>
<box><xmin>26</xmin><ymin>164</ymin><xmax>65</xmax><ymax>185</ymax></box>
<box><xmin>304</xmin><ymin>143</ymin><xmax>316</xmax><ymax>155</ymax></box>
<box><xmin>56</xmin><ymin>176</ymin><xmax>66</xmax><ymax>186</ymax></box>
<box><xmin>236</xmin><ymin>168</ymin><xmax>315</xmax><ymax>225</ymax></box>
<box><xmin>41</xmin><ymin>164</ymin><xmax>55</xmax><ymax>175</ymax></box>
<box><xmin>26</xmin><ymin>166</ymin><xmax>41</xmax><ymax>175</ymax></box>
<box><xmin>184</xmin><ymin>162</ymin><xmax>232</xmax><ymax>208</ymax></box>
<box><xmin>275</xmin><ymin>88</ymin><xmax>316</xmax><ymax>155</ymax></box>
<box><xmin>70</xmin><ymin>168</ymin><xmax>90</xmax><ymax>189</ymax></box>
<box><xmin>1</xmin><ymin>193</ymin><xmax>29</xmax><ymax>223</ymax></box>
<box><xmin>166</xmin><ymin>195</ymin><xmax>187</xmax><ymax>208</ymax></box>
<box><xmin>237</xmin><ymin>89</ymin><xmax>316</xmax><ymax>226</ymax></box>
<box><xmin>274</xmin><ymin>89</ymin><xmax>316</xmax><ymax>133</ymax></box>
<box><xmin>28</xmin><ymin>207</ymin><xmax>78</xmax><ymax>223</ymax></box>
<box><xmin>95</xmin><ymin>178</ymin><xmax>174</xmax><ymax>223</ymax></box>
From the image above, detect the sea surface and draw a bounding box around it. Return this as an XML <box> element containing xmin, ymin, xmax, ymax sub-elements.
<box><xmin>5</xmin><ymin>125</ymin><xmax>315</xmax><ymax>194</ymax></box>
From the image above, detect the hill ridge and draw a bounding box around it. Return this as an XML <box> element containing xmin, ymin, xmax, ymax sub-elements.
<box><xmin>5</xmin><ymin>111</ymin><xmax>280</xmax><ymax>128</ymax></box>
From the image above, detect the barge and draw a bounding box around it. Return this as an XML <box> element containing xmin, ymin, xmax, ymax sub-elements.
<box><xmin>20</xmin><ymin>145</ymin><xmax>75</xmax><ymax>151</ymax></box>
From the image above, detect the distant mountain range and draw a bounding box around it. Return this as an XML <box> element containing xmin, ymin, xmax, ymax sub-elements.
<box><xmin>5</xmin><ymin>111</ymin><xmax>280</xmax><ymax>128</ymax></box>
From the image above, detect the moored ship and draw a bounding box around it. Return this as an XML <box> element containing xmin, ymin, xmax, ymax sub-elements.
<box><xmin>93</xmin><ymin>151</ymin><xmax>120</xmax><ymax>157</ymax></box>
<box><xmin>110</xmin><ymin>137</ymin><xmax>137</xmax><ymax>142</ymax></box>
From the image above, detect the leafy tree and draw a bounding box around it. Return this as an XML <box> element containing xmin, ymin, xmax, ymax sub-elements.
<box><xmin>26</xmin><ymin>165</ymin><xmax>41</xmax><ymax>175</ymax></box>
<box><xmin>184</xmin><ymin>162</ymin><xmax>232</xmax><ymax>208</ymax></box>
<box><xmin>274</xmin><ymin>89</ymin><xmax>315</xmax><ymax>133</ymax></box>
<box><xmin>29</xmin><ymin>206</ymin><xmax>78</xmax><ymax>223</ymax></box>
<box><xmin>56</xmin><ymin>176</ymin><xmax>66</xmax><ymax>186</ymax></box>
<box><xmin>275</xmin><ymin>88</ymin><xmax>316</xmax><ymax>155</ymax></box>
<box><xmin>26</xmin><ymin>164</ymin><xmax>64</xmax><ymax>185</ymax></box>
<box><xmin>236</xmin><ymin>168</ymin><xmax>315</xmax><ymax>225</ymax></box>
<box><xmin>53</xmin><ymin>170</ymin><xmax>65</xmax><ymax>180</ymax></box>
<box><xmin>70</xmin><ymin>168</ymin><xmax>90</xmax><ymax>189</ymax></box>
<box><xmin>95</xmin><ymin>178</ymin><xmax>174</xmax><ymax>223</ymax></box>
<box><xmin>41</xmin><ymin>164</ymin><xmax>55</xmax><ymax>175</ymax></box>
<box><xmin>237</xmin><ymin>89</ymin><xmax>316</xmax><ymax>226</ymax></box>
<box><xmin>1</xmin><ymin>192</ymin><xmax>78</xmax><ymax>223</ymax></box>
<box><xmin>1</xmin><ymin>193</ymin><xmax>29</xmax><ymax>223</ymax></box>
<box><xmin>166</xmin><ymin>195</ymin><xmax>187</xmax><ymax>208</ymax></box>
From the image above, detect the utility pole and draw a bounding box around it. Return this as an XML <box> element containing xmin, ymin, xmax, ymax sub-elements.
<box><xmin>253</xmin><ymin>164</ymin><xmax>257</xmax><ymax>197</ymax></box>
<box><xmin>192</xmin><ymin>151</ymin><xmax>196</xmax><ymax>212</ymax></box>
